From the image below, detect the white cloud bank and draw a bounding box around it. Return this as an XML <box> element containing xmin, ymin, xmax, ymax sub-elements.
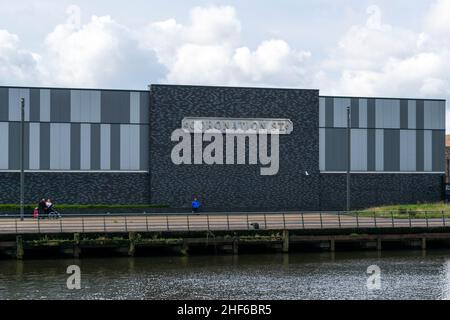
<box><xmin>0</xmin><ymin>2</ymin><xmax>449</xmax><ymax>129</ymax></box>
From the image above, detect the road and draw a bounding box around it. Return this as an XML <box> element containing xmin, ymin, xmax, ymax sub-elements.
<box><xmin>0</xmin><ymin>212</ymin><xmax>448</xmax><ymax>235</ymax></box>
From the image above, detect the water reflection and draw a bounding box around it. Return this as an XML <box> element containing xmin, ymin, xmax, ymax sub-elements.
<box><xmin>1</xmin><ymin>250</ymin><xmax>450</xmax><ymax>300</ymax></box>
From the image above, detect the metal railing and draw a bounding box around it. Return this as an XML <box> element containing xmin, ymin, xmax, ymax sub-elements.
<box><xmin>0</xmin><ymin>211</ymin><xmax>448</xmax><ymax>235</ymax></box>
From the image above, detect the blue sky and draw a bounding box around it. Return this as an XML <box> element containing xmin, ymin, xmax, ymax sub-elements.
<box><xmin>1</xmin><ymin>0</ymin><xmax>449</xmax><ymax>130</ymax></box>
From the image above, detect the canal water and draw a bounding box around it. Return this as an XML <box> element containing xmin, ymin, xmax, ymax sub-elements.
<box><xmin>1</xmin><ymin>250</ymin><xmax>450</xmax><ymax>300</ymax></box>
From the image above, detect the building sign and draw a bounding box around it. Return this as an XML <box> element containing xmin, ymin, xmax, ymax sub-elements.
<box><xmin>181</xmin><ymin>117</ymin><xmax>293</xmax><ymax>135</ymax></box>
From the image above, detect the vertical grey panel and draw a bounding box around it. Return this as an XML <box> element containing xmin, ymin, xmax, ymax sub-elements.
<box><xmin>367</xmin><ymin>129</ymin><xmax>375</xmax><ymax>171</ymax></box>
<box><xmin>80</xmin><ymin>90</ymin><xmax>91</xmax><ymax>122</ymax></box>
<box><xmin>100</xmin><ymin>124</ymin><xmax>110</xmax><ymax>170</ymax></box>
<box><xmin>91</xmin><ymin>124</ymin><xmax>101</xmax><ymax>170</ymax></box>
<box><xmin>400</xmin><ymin>130</ymin><xmax>416</xmax><ymax>171</ymax></box>
<box><xmin>400</xmin><ymin>99</ymin><xmax>408</xmax><ymax>129</ymax></box>
<box><xmin>24</xmin><ymin>123</ymin><xmax>29</xmax><ymax>170</ymax></box>
<box><xmin>50</xmin><ymin>124</ymin><xmax>58</xmax><ymax>169</ymax></box>
<box><xmin>359</xmin><ymin>99</ymin><xmax>367</xmax><ymax>128</ymax></box>
<box><xmin>375</xmin><ymin>129</ymin><xmax>384</xmax><ymax>171</ymax></box>
<box><xmin>40</xmin><ymin>123</ymin><xmax>50</xmax><ymax>170</ymax></box>
<box><xmin>319</xmin><ymin>128</ymin><xmax>325</xmax><ymax>171</ymax></box>
<box><xmin>319</xmin><ymin>97</ymin><xmax>325</xmax><ymax>127</ymax></box>
<box><xmin>90</xmin><ymin>91</ymin><xmax>101</xmax><ymax>123</ymax></box>
<box><xmin>416</xmin><ymin>100</ymin><xmax>424</xmax><ymax>129</ymax></box>
<box><xmin>408</xmin><ymin>100</ymin><xmax>416</xmax><ymax>129</ymax></box>
<box><xmin>130</xmin><ymin>92</ymin><xmax>140</xmax><ymax>124</ymax></box>
<box><xmin>80</xmin><ymin>124</ymin><xmax>91</xmax><ymax>170</ymax></box>
<box><xmin>101</xmin><ymin>91</ymin><xmax>130</xmax><ymax>123</ymax></box>
<box><xmin>29</xmin><ymin>89</ymin><xmax>40</xmax><ymax>122</ymax></box>
<box><xmin>432</xmin><ymin>130</ymin><xmax>445</xmax><ymax>171</ymax></box>
<box><xmin>0</xmin><ymin>122</ymin><xmax>8</xmax><ymax>169</ymax></box>
<box><xmin>130</xmin><ymin>125</ymin><xmax>140</xmax><ymax>169</ymax></box>
<box><xmin>110</xmin><ymin>124</ymin><xmax>121</xmax><ymax>170</ymax></box>
<box><xmin>70</xmin><ymin>123</ymin><xmax>81</xmax><ymax>170</ymax></box>
<box><xmin>70</xmin><ymin>90</ymin><xmax>81</xmax><ymax>123</ymax></box>
<box><xmin>140</xmin><ymin>92</ymin><xmax>149</xmax><ymax>124</ymax></box>
<box><xmin>376</xmin><ymin>99</ymin><xmax>400</xmax><ymax>128</ymax></box>
<box><xmin>325</xmin><ymin>97</ymin><xmax>334</xmax><ymax>127</ymax></box>
<box><xmin>29</xmin><ymin>123</ymin><xmax>40</xmax><ymax>170</ymax></box>
<box><xmin>20</xmin><ymin>89</ymin><xmax>30</xmax><ymax>121</ymax></box>
<box><xmin>438</xmin><ymin>101</ymin><xmax>446</xmax><ymax>130</ymax></box>
<box><xmin>333</xmin><ymin>98</ymin><xmax>350</xmax><ymax>128</ymax></box>
<box><xmin>424</xmin><ymin>130</ymin><xmax>432</xmax><ymax>171</ymax></box>
<box><xmin>50</xmin><ymin>124</ymin><xmax>70</xmax><ymax>169</ymax></box>
<box><xmin>40</xmin><ymin>90</ymin><xmax>51</xmax><ymax>122</ymax></box>
<box><xmin>8</xmin><ymin>89</ymin><xmax>20</xmax><ymax>121</ymax></box>
<box><xmin>0</xmin><ymin>88</ymin><xmax>8</xmax><ymax>121</ymax></box>
<box><xmin>140</xmin><ymin>125</ymin><xmax>149</xmax><ymax>171</ymax></box>
<box><xmin>8</xmin><ymin>122</ymin><xmax>20</xmax><ymax>170</ymax></box>
<box><xmin>350</xmin><ymin>98</ymin><xmax>359</xmax><ymax>128</ymax></box>
<box><xmin>416</xmin><ymin>130</ymin><xmax>424</xmax><ymax>171</ymax></box>
<box><xmin>367</xmin><ymin>99</ymin><xmax>376</xmax><ymax>128</ymax></box>
<box><xmin>120</xmin><ymin>124</ymin><xmax>129</xmax><ymax>170</ymax></box>
<box><xmin>325</xmin><ymin>128</ymin><xmax>347</xmax><ymax>171</ymax></box>
<box><xmin>60</xmin><ymin>124</ymin><xmax>71</xmax><ymax>169</ymax></box>
<box><xmin>384</xmin><ymin>129</ymin><xmax>400</xmax><ymax>171</ymax></box>
<box><xmin>50</xmin><ymin>89</ymin><xmax>71</xmax><ymax>122</ymax></box>
<box><xmin>351</xmin><ymin>129</ymin><xmax>367</xmax><ymax>170</ymax></box>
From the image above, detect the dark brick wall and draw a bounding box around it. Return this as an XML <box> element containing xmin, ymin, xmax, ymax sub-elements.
<box><xmin>149</xmin><ymin>85</ymin><xmax>320</xmax><ymax>211</ymax></box>
<box><xmin>319</xmin><ymin>173</ymin><xmax>444</xmax><ymax>210</ymax></box>
<box><xmin>0</xmin><ymin>172</ymin><xmax>150</xmax><ymax>204</ymax></box>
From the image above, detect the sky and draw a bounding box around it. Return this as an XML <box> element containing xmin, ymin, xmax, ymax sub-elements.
<box><xmin>1</xmin><ymin>0</ymin><xmax>449</xmax><ymax>131</ymax></box>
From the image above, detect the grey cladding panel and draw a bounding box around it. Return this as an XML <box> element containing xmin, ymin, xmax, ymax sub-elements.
<box><xmin>140</xmin><ymin>92</ymin><xmax>149</xmax><ymax>124</ymax></box>
<box><xmin>101</xmin><ymin>91</ymin><xmax>130</xmax><ymax>123</ymax></box>
<box><xmin>400</xmin><ymin>99</ymin><xmax>408</xmax><ymax>129</ymax></box>
<box><xmin>8</xmin><ymin>122</ymin><xmax>20</xmax><ymax>170</ymax></box>
<box><xmin>30</xmin><ymin>89</ymin><xmax>40</xmax><ymax>122</ymax></box>
<box><xmin>325</xmin><ymin>128</ymin><xmax>347</xmax><ymax>171</ymax></box>
<box><xmin>325</xmin><ymin>97</ymin><xmax>333</xmax><ymax>127</ymax></box>
<box><xmin>367</xmin><ymin>99</ymin><xmax>376</xmax><ymax>128</ymax></box>
<box><xmin>432</xmin><ymin>130</ymin><xmax>445</xmax><ymax>171</ymax></box>
<box><xmin>50</xmin><ymin>89</ymin><xmax>71</xmax><ymax>122</ymax></box>
<box><xmin>351</xmin><ymin>98</ymin><xmax>359</xmax><ymax>128</ymax></box>
<box><xmin>384</xmin><ymin>129</ymin><xmax>400</xmax><ymax>171</ymax></box>
<box><xmin>40</xmin><ymin>123</ymin><xmax>50</xmax><ymax>170</ymax></box>
<box><xmin>0</xmin><ymin>88</ymin><xmax>9</xmax><ymax>121</ymax></box>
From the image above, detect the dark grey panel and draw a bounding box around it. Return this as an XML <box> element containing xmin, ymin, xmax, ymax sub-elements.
<box><xmin>367</xmin><ymin>129</ymin><xmax>376</xmax><ymax>171</ymax></box>
<box><xmin>0</xmin><ymin>88</ymin><xmax>9</xmax><ymax>121</ymax></box>
<box><xmin>140</xmin><ymin>125</ymin><xmax>149</xmax><ymax>171</ymax></box>
<box><xmin>400</xmin><ymin>99</ymin><xmax>408</xmax><ymax>129</ymax></box>
<box><xmin>350</xmin><ymin>98</ymin><xmax>359</xmax><ymax>128</ymax></box>
<box><xmin>50</xmin><ymin>89</ymin><xmax>71</xmax><ymax>122</ymax></box>
<box><xmin>367</xmin><ymin>98</ymin><xmax>376</xmax><ymax>128</ymax></box>
<box><xmin>140</xmin><ymin>92</ymin><xmax>149</xmax><ymax>124</ymax></box>
<box><xmin>8</xmin><ymin>123</ymin><xmax>20</xmax><ymax>170</ymax></box>
<box><xmin>325</xmin><ymin>97</ymin><xmax>333</xmax><ymax>127</ymax></box>
<box><xmin>416</xmin><ymin>100</ymin><xmax>424</xmax><ymax>129</ymax></box>
<box><xmin>416</xmin><ymin>130</ymin><xmax>424</xmax><ymax>171</ymax></box>
<box><xmin>29</xmin><ymin>89</ymin><xmax>40</xmax><ymax>122</ymax></box>
<box><xmin>90</xmin><ymin>124</ymin><xmax>101</xmax><ymax>170</ymax></box>
<box><xmin>432</xmin><ymin>130</ymin><xmax>445</xmax><ymax>171</ymax></box>
<box><xmin>325</xmin><ymin>128</ymin><xmax>347</xmax><ymax>171</ymax></box>
<box><xmin>71</xmin><ymin>124</ymin><xmax>81</xmax><ymax>170</ymax></box>
<box><xmin>110</xmin><ymin>124</ymin><xmax>121</xmax><ymax>170</ymax></box>
<box><xmin>101</xmin><ymin>91</ymin><xmax>130</xmax><ymax>123</ymax></box>
<box><xmin>40</xmin><ymin>123</ymin><xmax>50</xmax><ymax>170</ymax></box>
<box><xmin>384</xmin><ymin>129</ymin><xmax>400</xmax><ymax>171</ymax></box>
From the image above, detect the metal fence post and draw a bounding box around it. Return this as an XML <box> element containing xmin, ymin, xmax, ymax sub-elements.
<box><xmin>264</xmin><ymin>212</ymin><xmax>267</xmax><ymax>229</ymax></box>
<box><xmin>425</xmin><ymin>211</ymin><xmax>429</xmax><ymax>228</ymax></box>
<box><xmin>374</xmin><ymin>212</ymin><xmax>377</xmax><ymax>228</ymax></box>
<box><xmin>207</xmin><ymin>214</ymin><xmax>210</xmax><ymax>231</ymax></box>
<box><xmin>301</xmin><ymin>212</ymin><xmax>305</xmax><ymax>229</ymax></box>
<box><xmin>146</xmin><ymin>215</ymin><xmax>149</xmax><ymax>232</ymax></box>
<box><xmin>15</xmin><ymin>219</ymin><xmax>18</xmax><ymax>234</ymax></box>
<box><xmin>338</xmin><ymin>211</ymin><xmax>341</xmax><ymax>228</ymax></box>
<box><xmin>227</xmin><ymin>213</ymin><xmax>230</xmax><ymax>231</ymax></box>
<box><xmin>38</xmin><ymin>216</ymin><xmax>40</xmax><ymax>233</ymax></box>
<box><xmin>319</xmin><ymin>212</ymin><xmax>323</xmax><ymax>229</ymax></box>
<box><xmin>283</xmin><ymin>213</ymin><xmax>286</xmax><ymax>230</ymax></box>
<box><xmin>82</xmin><ymin>216</ymin><xmax>85</xmax><ymax>233</ymax></box>
<box><xmin>391</xmin><ymin>211</ymin><xmax>394</xmax><ymax>228</ymax></box>
<box><xmin>356</xmin><ymin>212</ymin><xmax>359</xmax><ymax>228</ymax></box>
<box><xmin>443</xmin><ymin>210</ymin><xmax>446</xmax><ymax>227</ymax></box>
<box><xmin>124</xmin><ymin>216</ymin><xmax>127</xmax><ymax>232</ymax></box>
<box><xmin>166</xmin><ymin>215</ymin><xmax>169</xmax><ymax>231</ymax></box>
<box><xmin>187</xmin><ymin>215</ymin><xmax>190</xmax><ymax>232</ymax></box>
<box><xmin>408</xmin><ymin>210</ymin><xmax>412</xmax><ymax>228</ymax></box>
<box><xmin>247</xmin><ymin>213</ymin><xmax>250</xmax><ymax>230</ymax></box>
<box><xmin>60</xmin><ymin>218</ymin><xmax>63</xmax><ymax>233</ymax></box>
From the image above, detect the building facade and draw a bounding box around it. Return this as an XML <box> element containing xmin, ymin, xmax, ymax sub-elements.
<box><xmin>0</xmin><ymin>84</ymin><xmax>446</xmax><ymax>211</ymax></box>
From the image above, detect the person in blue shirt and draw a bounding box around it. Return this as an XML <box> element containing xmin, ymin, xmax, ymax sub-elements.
<box><xmin>192</xmin><ymin>197</ymin><xmax>201</xmax><ymax>214</ymax></box>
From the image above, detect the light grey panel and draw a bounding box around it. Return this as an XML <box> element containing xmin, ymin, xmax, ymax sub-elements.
<box><xmin>351</xmin><ymin>129</ymin><xmax>367</xmax><ymax>171</ymax></box>
<box><xmin>140</xmin><ymin>125</ymin><xmax>149</xmax><ymax>170</ymax></box>
<box><xmin>100</xmin><ymin>124</ymin><xmax>110</xmax><ymax>170</ymax></box>
<box><xmin>438</xmin><ymin>101</ymin><xmax>445</xmax><ymax>130</ymax></box>
<box><xmin>8</xmin><ymin>122</ymin><xmax>20</xmax><ymax>170</ymax></box>
<box><xmin>0</xmin><ymin>122</ymin><xmax>8</xmax><ymax>169</ymax></box>
<box><xmin>140</xmin><ymin>92</ymin><xmax>149</xmax><ymax>124</ymax></box>
<box><xmin>325</xmin><ymin>128</ymin><xmax>347</xmax><ymax>171</ymax></box>
<box><xmin>130</xmin><ymin>92</ymin><xmax>140</xmax><ymax>124</ymax></box>
<box><xmin>70</xmin><ymin>123</ymin><xmax>80</xmax><ymax>170</ymax></box>
<box><xmin>70</xmin><ymin>90</ymin><xmax>81</xmax><ymax>122</ymax></box>
<box><xmin>424</xmin><ymin>130</ymin><xmax>432</xmax><ymax>171</ymax></box>
<box><xmin>319</xmin><ymin>128</ymin><xmax>325</xmax><ymax>170</ymax></box>
<box><xmin>333</xmin><ymin>98</ymin><xmax>350</xmax><ymax>128</ymax></box>
<box><xmin>375</xmin><ymin>129</ymin><xmax>384</xmax><ymax>171</ymax></box>
<box><xmin>50</xmin><ymin>123</ymin><xmax>71</xmax><ymax>169</ymax></box>
<box><xmin>424</xmin><ymin>100</ymin><xmax>446</xmax><ymax>130</ymax></box>
<box><xmin>80</xmin><ymin>90</ymin><xmax>91</xmax><ymax>122</ymax></box>
<box><xmin>325</xmin><ymin>97</ymin><xmax>333</xmax><ymax>127</ymax></box>
<box><xmin>80</xmin><ymin>124</ymin><xmax>91</xmax><ymax>170</ymax></box>
<box><xmin>130</xmin><ymin>125</ymin><xmax>140</xmax><ymax>169</ymax></box>
<box><xmin>407</xmin><ymin>100</ymin><xmax>416</xmax><ymax>129</ymax></box>
<box><xmin>376</xmin><ymin>99</ymin><xmax>400</xmax><ymax>128</ymax></box>
<box><xmin>29</xmin><ymin>89</ymin><xmax>40</xmax><ymax>122</ymax></box>
<box><xmin>90</xmin><ymin>91</ymin><xmax>101</xmax><ymax>123</ymax></box>
<box><xmin>319</xmin><ymin>97</ymin><xmax>325</xmax><ymax>127</ymax></box>
<box><xmin>8</xmin><ymin>89</ymin><xmax>20</xmax><ymax>121</ymax></box>
<box><xmin>359</xmin><ymin>99</ymin><xmax>367</xmax><ymax>128</ymax></box>
<box><xmin>110</xmin><ymin>124</ymin><xmax>120</xmax><ymax>170</ymax></box>
<box><xmin>91</xmin><ymin>124</ymin><xmax>101</xmax><ymax>170</ymax></box>
<box><xmin>24</xmin><ymin>123</ymin><xmax>29</xmax><ymax>170</ymax></box>
<box><xmin>0</xmin><ymin>88</ymin><xmax>8</xmax><ymax>121</ymax></box>
<box><xmin>40</xmin><ymin>123</ymin><xmax>50</xmax><ymax>170</ymax></box>
<box><xmin>400</xmin><ymin>130</ymin><xmax>416</xmax><ymax>171</ymax></box>
<box><xmin>29</xmin><ymin>123</ymin><xmax>40</xmax><ymax>170</ymax></box>
<box><xmin>432</xmin><ymin>130</ymin><xmax>445</xmax><ymax>171</ymax></box>
<box><xmin>120</xmin><ymin>125</ymin><xmax>129</xmax><ymax>169</ymax></box>
<box><xmin>40</xmin><ymin>89</ymin><xmax>51</xmax><ymax>122</ymax></box>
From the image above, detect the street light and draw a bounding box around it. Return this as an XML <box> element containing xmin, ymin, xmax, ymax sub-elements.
<box><xmin>346</xmin><ymin>105</ymin><xmax>351</xmax><ymax>213</ymax></box>
<box><xmin>20</xmin><ymin>98</ymin><xmax>25</xmax><ymax>221</ymax></box>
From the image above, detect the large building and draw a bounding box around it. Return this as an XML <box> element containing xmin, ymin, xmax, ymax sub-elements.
<box><xmin>0</xmin><ymin>84</ymin><xmax>446</xmax><ymax>211</ymax></box>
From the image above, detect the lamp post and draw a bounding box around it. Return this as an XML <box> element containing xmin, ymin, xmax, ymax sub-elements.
<box><xmin>20</xmin><ymin>98</ymin><xmax>25</xmax><ymax>221</ymax></box>
<box><xmin>346</xmin><ymin>105</ymin><xmax>351</xmax><ymax>213</ymax></box>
